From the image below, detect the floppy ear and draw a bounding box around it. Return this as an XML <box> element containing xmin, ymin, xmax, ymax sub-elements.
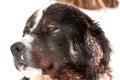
<box><xmin>68</xmin><ymin>8</ymin><xmax>112</xmax><ymax>66</ymax></box>
<box><xmin>69</xmin><ymin>26</ymin><xmax>104</xmax><ymax>79</ymax></box>
<box><xmin>89</xmin><ymin>21</ymin><xmax>112</xmax><ymax>66</ymax></box>
<box><xmin>67</xmin><ymin>8</ymin><xmax>112</xmax><ymax>79</ymax></box>
<box><xmin>81</xmin><ymin>12</ymin><xmax>112</xmax><ymax>66</ymax></box>
<box><xmin>83</xmin><ymin>14</ymin><xmax>112</xmax><ymax>66</ymax></box>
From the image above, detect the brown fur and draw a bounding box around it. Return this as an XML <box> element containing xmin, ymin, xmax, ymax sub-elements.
<box><xmin>57</xmin><ymin>0</ymin><xmax>118</xmax><ymax>10</ymax></box>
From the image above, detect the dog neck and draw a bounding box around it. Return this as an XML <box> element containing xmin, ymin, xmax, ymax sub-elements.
<box><xmin>43</xmin><ymin>64</ymin><xmax>112</xmax><ymax>80</ymax></box>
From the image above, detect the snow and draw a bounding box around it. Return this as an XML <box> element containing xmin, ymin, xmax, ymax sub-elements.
<box><xmin>0</xmin><ymin>0</ymin><xmax>120</xmax><ymax>80</ymax></box>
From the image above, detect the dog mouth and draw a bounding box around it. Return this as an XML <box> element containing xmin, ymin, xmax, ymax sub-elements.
<box><xmin>14</xmin><ymin>54</ymin><xmax>54</xmax><ymax>79</ymax></box>
<box><xmin>20</xmin><ymin>65</ymin><xmax>42</xmax><ymax>78</ymax></box>
<box><xmin>15</xmin><ymin>57</ymin><xmax>43</xmax><ymax>79</ymax></box>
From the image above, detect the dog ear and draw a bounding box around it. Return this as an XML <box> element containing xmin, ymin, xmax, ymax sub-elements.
<box><xmin>69</xmin><ymin>31</ymin><xmax>103</xmax><ymax>67</ymax></box>
<box><xmin>68</xmin><ymin>8</ymin><xmax>112</xmax><ymax>67</ymax></box>
<box><xmin>68</xmin><ymin>29</ymin><xmax>103</xmax><ymax>79</ymax></box>
<box><xmin>83</xmin><ymin>14</ymin><xmax>112</xmax><ymax>66</ymax></box>
<box><xmin>67</xmin><ymin>9</ymin><xmax>112</xmax><ymax>79</ymax></box>
<box><xmin>89</xmin><ymin>22</ymin><xmax>112</xmax><ymax>66</ymax></box>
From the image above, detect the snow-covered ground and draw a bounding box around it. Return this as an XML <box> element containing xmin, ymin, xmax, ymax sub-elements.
<box><xmin>0</xmin><ymin>0</ymin><xmax>120</xmax><ymax>80</ymax></box>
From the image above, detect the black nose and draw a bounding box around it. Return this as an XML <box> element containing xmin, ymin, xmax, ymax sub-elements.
<box><xmin>11</xmin><ymin>42</ymin><xmax>25</xmax><ymax>56</ymax></box>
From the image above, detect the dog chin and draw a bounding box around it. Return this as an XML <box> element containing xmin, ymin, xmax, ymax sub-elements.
<box><xmin>19</xmin><ymin>66</ymin><xmax>42</xmax><ymax>79</ymax></box>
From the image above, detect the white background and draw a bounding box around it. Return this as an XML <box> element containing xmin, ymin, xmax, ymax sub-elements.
<box><xmin>0</xmin><ymin>0</ymin><xmax>120</xmax><ymax>80</ymax></box>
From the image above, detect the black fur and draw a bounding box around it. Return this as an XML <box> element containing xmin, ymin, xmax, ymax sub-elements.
<box><xmin>41</xmin><ymin>3</ymin><xmax>112</xmax><ymax>79</ymax></box>
<box><xmin>11</xmin><ymin>3</ymin><xmax>112</xmax><ymax>80</ymax></box>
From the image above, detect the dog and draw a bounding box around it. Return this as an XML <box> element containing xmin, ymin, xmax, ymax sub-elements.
<box><xmin>56</xmin><ymin>0</ymin><xmax>118</xmax><ymax>10</ymax></box>
<box><xmin>11</xmin><ymin>3</ymin><xmax>112</xmax><ymax>80</ymax></box>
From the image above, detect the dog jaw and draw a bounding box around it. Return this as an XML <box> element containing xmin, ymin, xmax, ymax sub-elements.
<box><xmin>20</xmin><ymin>66</ymin><xmax>52</xmax><ymax>80</ymax></box>
<box><xmin>20</xmin><ymin>66</ymin><xmax>42</xmax><ymax>78</ymax></box>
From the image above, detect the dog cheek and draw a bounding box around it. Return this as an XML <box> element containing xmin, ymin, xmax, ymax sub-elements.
<box><xmin>30</xmin><ymin>46</ymin><xmax>52</xmax><ymax>68</ymax></box>
<box><xmin>30</xmin><ymin>47</ymin><xmax>44</xmax><ymax>67</ymax></box>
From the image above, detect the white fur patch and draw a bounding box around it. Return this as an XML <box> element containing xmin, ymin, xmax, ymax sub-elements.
<box><xmin>21</xmin><ymin>34</ymin><xmax>34</xmax><ymax>65</ymax></box>
<box><xmin>29</xmin><ymin>9</ymin><xmax>43</xmax><ymax>32</ymax></box>
<box><xmin>20</xmin><ymin>67</ymin><xmax>42</xmax><ymax>80</ymax></box>
<box><xmin>29</xmin><ymin>0</ymin><xmax>57</xmax><ymax>33</ymax></box>
<box><xmin>21</xmin><ymin>34</ymin><xmax>34</xmax><ymax>48</ymax></box>
<box><xmin>21</xmin><ymin>34</ymin><xmax>43</xmax><ymax>79</ymax></box>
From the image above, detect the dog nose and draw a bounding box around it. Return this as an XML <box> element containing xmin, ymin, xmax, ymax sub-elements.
<box><xmin>11</xmin><ymin>42</ymin><xmax>25</xmax><ymax>56</ymax></box>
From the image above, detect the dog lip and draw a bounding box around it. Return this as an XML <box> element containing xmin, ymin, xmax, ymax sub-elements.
<box><xmin>16</xmin><ymin>62</ymin><xmax>28</xmax><ymax>71</ymax></box>
<box><xmin>18</xmin><ymin>63</ymin><xmax>43</xmax><ymax>78</ymax></box>
<box><xmin>16</xmin><ymin>61</ymin><xmax>43</xmax><ymax>72</ymax></box>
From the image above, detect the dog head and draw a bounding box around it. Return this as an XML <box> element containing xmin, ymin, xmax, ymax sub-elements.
<box><xmin>11</xmin><ymin>3</ymin><xmax>111</xmax><ymax>79</ymax></box>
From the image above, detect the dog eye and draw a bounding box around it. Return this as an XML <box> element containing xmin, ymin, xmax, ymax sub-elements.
<box><xmin>48</xmin><ymin>24</ymin><xmax>56</xmax><ymax>31</ymax></box>
<box><xmin>44</xmin><ymin>24</ymin><xmax>58</xmax><ymax>33</ymax></box>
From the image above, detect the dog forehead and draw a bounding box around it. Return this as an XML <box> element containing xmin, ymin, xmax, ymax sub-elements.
<box><xmin>24</xmin><ymin>3</ymin><xmax>82</xmax><ymax>35</ymax></box>
<box><xmin>25</xmin><ymin>2</ymin><xmax>57</xmax><ymax>33</ymax></box>
<box><xmin>25</xmin><ymin>9</ymin><xmax>43</xmax><ymax>33</ymax></box>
